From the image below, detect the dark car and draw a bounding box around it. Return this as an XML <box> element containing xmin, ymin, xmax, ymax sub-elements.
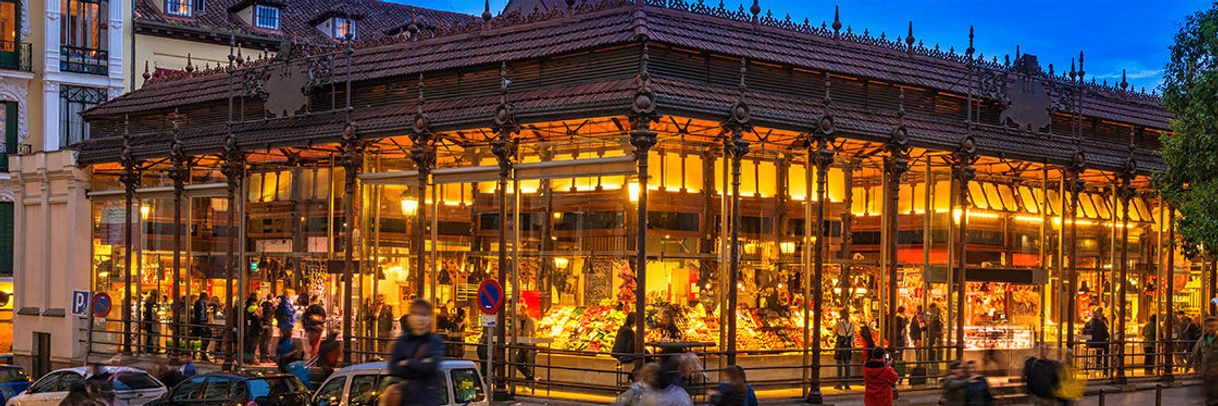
<box><xmin>145</xmin><ymin>372</ymin><xmax>308</xmax><ymax>406</ymax></box>
<box><xmin>0</xmin><ymin>365</ymin><xmax>30</xmax><ymax>404</ymax></box>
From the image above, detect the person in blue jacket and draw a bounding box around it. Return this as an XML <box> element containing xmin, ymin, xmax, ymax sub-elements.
<box><xmin>388</xmin><ymin>299</ymin><xmax>445</xmax><ymax>406</ymax></box>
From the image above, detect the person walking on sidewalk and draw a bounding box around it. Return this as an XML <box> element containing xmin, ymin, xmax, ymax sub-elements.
<box><xmin>1194</xmin><ymin>316</ymin><xmax>1218</xmax><ymax>406</ymax></box>
<box><xmin>388</xmin><ymin>299</ymin><xmax>445</xmax><ymax>406</ymax></box>
<box><xmin>192</xmin><ymin>293</ymin><xmax>212</xmax><ymax>361</ymax></box>
<box><xmin>709</xmin><ymin>365</ymin><xmax>758</xmax><ymax>406</ymax></box>
<box><xmin>834</xmin><ymin>309</ymin><xmax>857</xmax><ymax>390</ymax></box>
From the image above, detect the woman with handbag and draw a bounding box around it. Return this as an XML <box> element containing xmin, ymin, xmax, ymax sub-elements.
<box><xmin>386</xmin><ymin>299</ymin><xmax>445</xmax><ymax>406</ymax></box>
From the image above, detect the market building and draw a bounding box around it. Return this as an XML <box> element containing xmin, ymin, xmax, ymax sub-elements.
<box><xmin>41</xmin><ymin>0</ymin><xmax>1216</xmax><ymax>401</ymax></box>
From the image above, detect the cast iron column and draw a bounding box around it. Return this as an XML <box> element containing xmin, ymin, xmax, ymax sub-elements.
<box><xmin>409</xmin><ymin>74</ymin><xmax>434</xmax><ymax>297</ymax></box>
<box><xmin>1114</xmin><ymin>150</ymin><xmax>1136</xmax><ymax>384</ymax></box>
<box><xmin>885</xmin><ymin>90</ymin><xmax>911</xmax><ymax>354</ymax></box>
<box><xmin>722</xmin><ymin>58</ymin><xmax>753</xmax><ymax>366</ymax></box>
<box><xmin>221</xmin><ymin>131</ymin><xmax>243</xmax><ymax>369</ymax></box>
<box><xmin>951</xmin><ymin>136</ymin><xmax>976</xmax><ymax>361</ymax></box>
<box><xmin>1163</xmin><ymin>205</ymin><xmax>1175</xmax><ymax>380</ymax></box>
<box><xmin>490</xmin><ymin>62</ymin><xmax>519</xmax><ymax>400</ymax></box>
<box><xmin>1065</xmin><ymin>151</ymin><xmax>1085</xmax><ymax>353</ymax></box>
<box><xmin>805</xmin><ymin>112</ymin><xmax>835</xmax><ymax>404</ymax></box>
<box><xmin>339</xmin><ymin>122</ymin><xmax>362</xmax><ymax>365</ymax></box>
<box><xmin>628</xmin><ymin>41</ymin><xmax>659</xmax><ymax>369</ymax></box>
<box><xmin>120</xmin><ymin>117</ymin><xmax>137</xmax><ymax>355</ymax></box>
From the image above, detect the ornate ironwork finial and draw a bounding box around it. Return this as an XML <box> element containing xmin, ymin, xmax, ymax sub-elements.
<box><xmin>120</xmin><ymin>115</ymin><xmax>133</xmax><ymax>169</ymax></box>
<box><xmin>966</xmin><ymin>25</ymin><xmax>975</xmax><ymax>57</ymax></box>
<box><xmin>632</xmin><ymin>42</ymin><xmax>657</xmax><ymax>120</ymax></box>
<box><xmin>483</xmin><ymin>0</ymin><xmax>492</xmax><ymax>22</ymax></box>
<box><xmin>185</xmin><ymin>54</ymin><xmax>194</xmax><ymax>73</ymax></box>
<box><xmin>723</xmin><ymin>57</ymin><xmax>753</xmax><ymax>158</ymax></box>
<box><xmin>1069</xmin><ymin>58</ymin><xmax>1076</xmax><ymax>81</ymax></box>
<box><xmin>491</xmin><ymin>62</ymin><xmax>519</xmax><ymax>177</ymax></box>
<box><xmin>235</xmin><ymin>43</ymin><xmax>244</xmax><ymax>66</ymax></box>
<box><xmin>832</xmin><ymin>5</ymin><xmax>842</xmax><ymax>39</ymax></box>
<box><xmin>413</xmin><ymin>73</ymin><xmax>431</xmax><ymax>134</ymax></box>
<box><xmin>406</xmin><ymin>14</ymin><xmax>420</xmax><ymax>40</ymax></box>
<box><xmin>1015</xmin><ymin>44</ymin><xmax>1021</xmax><ymax>60</ymax></box>
<box><xmin>142</xmin><ymin>61</ymin><xmax>151</xmax><ymax>81</ymax></box>
<box><xmin>1120</xmin><ymin>69</ymin><xmax>1129</xmax><ymax>91</ymax></box>
<box><xmin>750</xmin><ymin>0</ymin><xmax>761</xmax><ymax>25</ymax></box>
<box><xmin>905</xmin><ymin>21</ymin><xmax>915</xmax><ymax>52</ymax></box>
<box><xmin>410</xmin><ymin>73</ymin><xmax>435</xmax><ymax>177</ymax></box>
<box><xmin>1077</xmin><ymin>51</ymin><xmax>1086</xmax><ymax>82</ymax></box>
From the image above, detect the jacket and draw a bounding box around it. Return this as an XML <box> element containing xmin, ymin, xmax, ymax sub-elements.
<box><xmin>276</xmin><ymin>296</ymin><xmax>296</xmax><ymax>328</ymax></box>
<box><xmin>303</xmin><ymin>304</ymin><xmax>327</xmax><ymax>332</ymax></box>
<box><xmin>260</xmin><ymin>300</ymin><xmax>275</xmax><ymax>327</ymax></box>
<box><xmin>639</xmin><ymin>384</ymin><xmax>693</xmax><ymax>406</ymax></box>
<box><xmin>388</xmin><ymin>331</ymin><xmax>445</xmax><ymax>406</ymax></box>
<box><xmin>965</xmin><ymin>377</ymin><xmax>995</xmax><ymax>406</ymax></box>
<box><xmin>1082</xmin><ymin>318</ymin><xmax>1109</xmax><ymax>347</ymax></box>
<box><xmin>941</xmin><ymin>374</ymin><xmax>969</xmax><ymax>406</ymax></box>
<box><xmin>1195</xmin><ymin>333</ymin><xmax>1218</xmax><ymax>377</ymax></box>
<box><xmin>863</xmin><ymin>360</ymin><xmax>898</xmax><ymax>406</ymax></box>
<box><xmin>709</xmin><ymin>382</ymin><xmax>758</xmax><ymax>406</ymax></box>
<box><xmin>611</xmin><ymin>324</ymin><xmax>636</xmax><ymax>364</ymax></box>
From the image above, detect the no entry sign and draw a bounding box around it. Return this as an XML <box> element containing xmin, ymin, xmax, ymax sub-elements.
<box><xmin>478</xmin><ymin>280</ymin><xmax>503</xmax><ymax>316</ymax></box>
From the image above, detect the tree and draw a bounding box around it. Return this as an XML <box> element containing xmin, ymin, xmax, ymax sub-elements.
<box><xmin>1156</xmin><ymin>3</ymin><xmax>1218</xmax><ymax>258</ymax></box>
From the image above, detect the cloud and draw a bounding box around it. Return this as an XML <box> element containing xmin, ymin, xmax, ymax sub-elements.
<box><xmin>1090</xmin><ymin>69</ymin><xmax>1163</xmax><ymax>80</ymax></box>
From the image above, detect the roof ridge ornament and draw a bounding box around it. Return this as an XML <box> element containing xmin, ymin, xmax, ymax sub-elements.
<box><xmin>482</xmin><ymin>0</ymin><xmax>493</xmax><ymax>24</ymax></box>
<box><xmin>966</xmin><ymin>25</ymin><xmax>975</xmax><ymax>57</ymax></box>
<box><xmin>905</xmin><ymin>21</ymin><xmax>915</xmax><ymax>53</ymax></box>
<box><xmin>832</xmin><ymin>5</ymin><xmax>841</xmax><ymax>39</ymax></box>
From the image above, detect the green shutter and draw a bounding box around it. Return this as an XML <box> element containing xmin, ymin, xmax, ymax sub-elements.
<box><xmin>0</xmin><ymin>202</ymin><xmax>12</xmax><ymax>275</ymax></box>
<box><xmin>1</xmin><ymin>102</ymin><xmax>15</xmax><ymax>172</ymax></box>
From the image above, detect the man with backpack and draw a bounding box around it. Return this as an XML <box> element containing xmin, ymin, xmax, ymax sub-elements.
<box><xmin>1082</xmin><ymin>309</ymin><xmax>1110</xmax><ymax>375</ymax></box>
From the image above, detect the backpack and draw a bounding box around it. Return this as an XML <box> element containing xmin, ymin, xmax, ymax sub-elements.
<box><xmin>1022</xmin><ymin>357</ymin><xmax>1060</xmax><ymax>398</ymax></box>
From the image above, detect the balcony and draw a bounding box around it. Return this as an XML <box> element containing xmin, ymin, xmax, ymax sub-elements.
<box><xmin>0</xmin><ymin>41</ymin><xmax>32</xmax><ymax>72</ymax></box>
<box><xmin>60</xmin><ymin>46</ymin><xmax>108</xmax><ymax>75</ymax></box>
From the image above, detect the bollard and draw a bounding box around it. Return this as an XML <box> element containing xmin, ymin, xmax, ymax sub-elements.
<box><xmin>1098</xmin><ymin>389</ymin><xmax>1105</xmax><ymax>406</ymax></box>
<box><xmin>1155</xmin><ymin>384</ymin><xmax>1163</xmax><ymax>406</ymax></box>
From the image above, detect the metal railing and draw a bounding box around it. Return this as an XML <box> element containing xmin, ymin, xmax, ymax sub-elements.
<box><xmin>0</xmin><ymin>41</ymin><xmax>32</xmax><ymax>72</ymax></box>
<box><xmin>60</xmin><ymin>45</ymin><xmax>108</xmax><ymax>75</ymax></box>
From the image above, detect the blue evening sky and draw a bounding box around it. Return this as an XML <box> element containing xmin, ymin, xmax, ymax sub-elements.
<box><xmin>390</xmin><ymin>0</ymin><xmax>1210</xmax><ymax>92</ymax></box>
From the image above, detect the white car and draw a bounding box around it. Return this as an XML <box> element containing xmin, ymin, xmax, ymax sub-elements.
<box><xmin>6</xmin><ymin>366</ymin><xmax>167</xmax><ymax>406</ymax></box>
<box><xmin>311</xmin><ymin>360</ymin><xmax>488</xmax><ymax>406</ymax></box>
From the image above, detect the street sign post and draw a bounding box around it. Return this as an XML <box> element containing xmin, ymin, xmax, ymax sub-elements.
<box><xmin>477</xmin><ymin>279</ymin><xmax>504</xmax><ymax>394</ymax></box>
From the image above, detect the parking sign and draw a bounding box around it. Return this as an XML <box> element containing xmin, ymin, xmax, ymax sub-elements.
<box><xmin>72</xmin><ymin>291</ymin><xmax>91</xmax><ymax>316</ymax></box>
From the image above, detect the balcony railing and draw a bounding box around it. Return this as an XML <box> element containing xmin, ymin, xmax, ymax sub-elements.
<box><xmin>0</xmin><ymin>41</ymin><xmax>33</xmax><ymax>72</ymax></box>
<box><xmin>60</xmin><ymin>45</ymin><xmax>108</xmax><ymax>75</ymax></box>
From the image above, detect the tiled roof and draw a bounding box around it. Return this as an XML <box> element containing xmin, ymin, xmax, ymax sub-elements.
<box><xmin>134</xmin><ymin>0</ymin><xmax>478</xmax><ymax>47</ymax></box>
<box><xmin>87</xmin><ymin>0</ymin><xmax>1171</xmax><ymax>171</ymax></box>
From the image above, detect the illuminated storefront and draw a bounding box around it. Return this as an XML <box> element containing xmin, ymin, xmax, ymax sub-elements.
<box><xmin>74</xmin><ymin>0</ymin><xmax>1204</xmax><ymax>399</ymax></box>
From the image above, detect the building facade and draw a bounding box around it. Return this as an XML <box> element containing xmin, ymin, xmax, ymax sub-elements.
<box><xmin>17</xmin><ymin>0</ymin><xmax>1218</xmax><ymax>401</ymax></box>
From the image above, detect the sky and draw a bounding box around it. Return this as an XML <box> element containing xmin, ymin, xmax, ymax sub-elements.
<box><xmin>389</xmin><ymin>0</ymin><xmax>1211</xmax><ymax>92</ymax></box>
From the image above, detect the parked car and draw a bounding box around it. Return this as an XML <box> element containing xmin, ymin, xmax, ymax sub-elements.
<box><xmin>311</xmin><ymin>360</ymin><xmax>488</xmax><ymax>406</ymax></box>
<box><xmin>0</xmin><ymin>366</ymin><xmax>30</xmax><ymax>405</ymax></box>
<box><xmin>6</xmin><ymin>366</ymin><xmax>166</xmax><ymax>406</ymax></box>
<box><xmin>145</xmin><ymin>372</ymin><xmax>309</xmax><ymax>406</ymax></box>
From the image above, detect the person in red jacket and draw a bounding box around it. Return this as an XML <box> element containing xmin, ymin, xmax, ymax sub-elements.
<box><xmin>863</xmin><ymin>347</ymin><xmax>899</xmax><ymax>406</ymax></box>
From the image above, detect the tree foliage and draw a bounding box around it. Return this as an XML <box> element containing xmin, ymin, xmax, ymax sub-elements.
<box><xmin>1156</xmin><ymin>3</ymin><xmax>1218</xmax><ymax>257</ymax></box>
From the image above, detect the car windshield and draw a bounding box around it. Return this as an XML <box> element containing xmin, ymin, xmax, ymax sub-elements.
<box><xmin>112</xmin><ymin>373</ymin><xmax>162</xmax><ymax>391</ymax></box>
<box><xmin>450</xmin><ymin>368</ymin><xmax>484</xmax><ymax>403</ymax></box>
<box><xmin>247</xmin><ymin>376</ymin><xmax>307</xmax><ymax>398</ymax></box>
<box><xmin>0</xmin><ymin>368</ymin><xmax>28</xmax><ymax>383</ymax></box>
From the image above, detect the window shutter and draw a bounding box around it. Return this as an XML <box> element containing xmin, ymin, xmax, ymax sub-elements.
<box><xmin>0</xmin><ymin>202</ymin><xmax>13</xmax><ymax>275</ymax></box>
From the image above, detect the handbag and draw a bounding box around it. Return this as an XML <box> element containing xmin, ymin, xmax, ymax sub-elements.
<box><xmin>377</xmin><ymin>382</ymin><xmax>403</xmax><ymax>406</ymax></box>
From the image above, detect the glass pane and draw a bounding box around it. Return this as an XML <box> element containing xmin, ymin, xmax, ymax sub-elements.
<box><xmin>1090</xmin><ymin>193</ymin><xmax>1110</xmax><ymax>219</ymax></box>
<box><xmin>968</xmin><ymin>182</ymin><xmax>988</xmax><ymax>210</ymax></box>
<box><xmin>1078</xmin><ymin>191</ymin><xmax>1097</xmax><ymax>219</ymax></box>
<box><xmin>1018</xmin><ymin>186</ymin><xmax>1039</xmax><ymax>214</ymax></box>
<box><xmin>1047</xmin><ymin>189</ymin><xmax>1062</xmax><ymax>217</ymax></box>
<box><xmin>997</xmin><ymin>184</ymin><xmax>1017</xmax><ymax>212</ymax></box>
<box><xmin>983</xmin><ymin>182</ymin><xmax>1004</xmax><ymax>211</ymax></box>
<box><xmin>346</xmin><ymin>375</ymin><xmax>381</xmax><ymax>406</ymax></box>
<box><xmin>313</xmin><ymin>376</ymin><xmax>346</xmax><ymax>406</ymax></box>
<box><xmin>450</xmin><ymin>368</ymin><xmax>485</xmax><ymax>403</ymax></box>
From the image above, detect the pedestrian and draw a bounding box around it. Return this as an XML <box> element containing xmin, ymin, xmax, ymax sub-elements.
<box><xmin>259</xmin><ymin>294</ymin><xmax>276</xmax><ymax>362</ymax></box>
<box><xmin>709</xmin><ymin>365</ymin><xmax>758</xmax><ymax>406</ymax></box>
<box><xmin>514</xmin><ymin>304</ymin><xmax>537</xmax><ymax>381</ymax></box>
<box><xmin>143</xmin><ymin>291</ymin><xmax>160</xmax><ymax>354</ymax></box>
<box><xmin>963</xmin><ymin>361</ymin><xmax>993</xmax><ymax>406</ymax></box>
<box><xmin>363</xmin><ymin>298</ymin><xmax>377</xmax><ymax>349</ymax></box>
<box><xmin>388</xmin><ymin>299</ymin><xmax>445</xmax><ymax>406</ymax></box>
<box><xmin>193</xmin><ymin>293</ymin><xmax>212</xmax><ymax>361</ymax></box>
<box><xmin>1082</xmin><ymin>308</ymin><xmax>1110</xmax><ymax>375</ymax></box>
<box><xmin>1193</xmin><ymin>316</ymin><xmax>1218</xmax><ymax>405</ymax></box>
<box><xmin>927</xmin><ymin>303</ymin><xmax>944</xmax><ymax>363</ymax></box>
<box><xmin>941</xmin><ymin>360</ymin><xmax>968</xmax><ymax>406</ymax></box>
<box><xmin>303</xmin><ymin>294</ymin><xmax>327</xmax><ymax>358</ymax></box>
<box><xmin>863</xmin><ymin>347</ymin><xmax>898</xmax><ymax>406</ymax></box>
<box><xmin>1143</xmin><ymin>314</ymin><xmax>1158</xmax><ymax>375</ymax></box>
<box><xmin>833</xmin><ymin>309</ymin><xmax>856</xmax><ymax>390</ymax></box>
<box><xmin>910</xmin><ymin>305</ymin><xmax>924</xmax><ymax>351</ymax></box>
<box><xmin>894</xmin><ymin>306</ymin><xmax>909</xmax><ymax>379</ymax></box>
<box><xmin>377</xmin><ymin>302</ymin><xmax>394</xmax><ymax>354</ymax></box>
<box><xmin>276</xmin><ymin>294</ymin><xmax>296</xmax><ymax>340</ymax></box>
<box><xmin>244</xmin><ymin>294</ymin><xmax>261</xmax><ymax>364</ymax></box>
<box><xmin>1022</xmin><ymin>347</ymin><xmax>1066</xmax><ymax>406</ymax></box>
<box><xmin>612</xmin><ymin>363</ymin><xmax>656</xmax><ymax>406</ymax></box>
<box><xmin>638</xmin><ymin>363</ymin><xmax>693</xmax><ymax>406</ymax></box>
<box><xmin>612</xmin><ymin>313</ymin><xmax>639</xmax><ymax>365</ymax></box>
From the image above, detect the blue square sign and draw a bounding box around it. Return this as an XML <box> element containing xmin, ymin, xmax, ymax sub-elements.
<box><xmin>72</xmin><ymin>290</ymin><xmax>91</xmax><ymax>316</ymax></box>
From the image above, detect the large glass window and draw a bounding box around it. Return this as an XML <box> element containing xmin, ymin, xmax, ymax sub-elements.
<box><xmin>1</xmin><ymin>0</ymin><xmax>17</xmax><ymax>52</ymax></box>
<box><xmin>333</xmin><ymin>18</ymin><xmax>356</xmax><ymax>39</ymax></box>
<box><xmin>165</xmin><ymin>0</ymin><xmax>192</xmax><ymax>17</ymax></box>
<box><xmin>59</xmin><ymin>85</ymin><xmax>106</xmax><ymax>146</ymax></box>
<box><xmin>60</xmin><ymin>0</ymin><xmax>107</xmax><ymax>74</ymax></box>
<box><xmin>254</xmin><ymin>5</ymin><xmax>280</xmax><ymax>30</ymax></box>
